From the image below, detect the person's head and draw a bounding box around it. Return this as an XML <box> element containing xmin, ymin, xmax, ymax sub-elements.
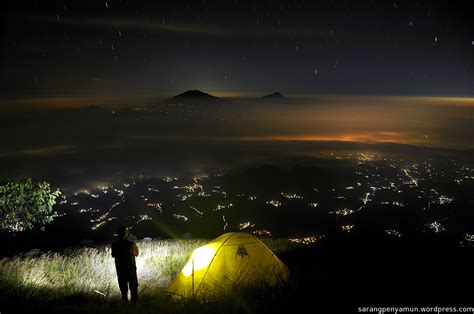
<box><xmin>117</xmin><ymin>226</ymin><xmax>129</xmax><ymax>240</ymax></box>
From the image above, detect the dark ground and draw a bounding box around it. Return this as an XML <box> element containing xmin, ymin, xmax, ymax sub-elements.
<box><xmin>2</xmin><ymin>234</ymin><xmax>473</xmax><ymax>314</ymax></box>
<box><xmin>277</xmin><ymin>232</ymin><xmax>474</xmax><ymax>312</ymax></box>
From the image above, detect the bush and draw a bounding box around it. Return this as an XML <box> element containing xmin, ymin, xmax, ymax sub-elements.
<box><xmin>0</xmin><ymin>179</ymin><xmax>61</xmax><ymax>232</ymax></box>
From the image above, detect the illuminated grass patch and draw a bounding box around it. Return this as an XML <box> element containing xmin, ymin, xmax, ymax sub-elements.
<box><xmin>0</xmin><ymin>238</ymin><xmax>305</xmax><ymax>313</ymax></box>
<box><xmin>0</xmin><ymin>240</ymin><xmax>206</xmax><ymax>299</ymax></box>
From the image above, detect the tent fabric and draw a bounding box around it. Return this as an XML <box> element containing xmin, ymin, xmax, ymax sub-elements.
<box><xmin>165</xmin><ymin>232</ymin><xmax>290</xmax><ymax>299</ymax></box>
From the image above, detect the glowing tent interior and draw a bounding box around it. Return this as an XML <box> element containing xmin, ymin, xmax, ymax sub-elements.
<box><xmin>165</xmin><ymin>232</ymin><xmax>290</xmax><ymax>299</ymax></box>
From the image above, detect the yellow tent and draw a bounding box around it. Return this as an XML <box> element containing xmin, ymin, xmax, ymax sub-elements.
<box><xmin>165</xmin><ymin>232</ymin><xmax>290</xmax><ymax>299</ymax></box>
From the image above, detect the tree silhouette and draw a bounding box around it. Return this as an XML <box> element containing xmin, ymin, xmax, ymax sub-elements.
<box><xmin>0</xmin><ymin>179</ymin><xmax>61</xmax><ymax>232</ymax></box>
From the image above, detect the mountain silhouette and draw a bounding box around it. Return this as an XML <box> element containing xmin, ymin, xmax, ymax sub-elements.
<box><xmin>261</xmin><ymin>92</ymin><xmax>286</xmax><ymax>99</ymax></box>
<box><xmin>172</xmin><ymin>90</ymin><xmax>218</xmax><ymax>99</ymax></box>
<box><xmin>259</xmin><ymin>92</ymin><xmax>287</xmax><ymax>103</ymax></box>
<box><xmin>164</xmin><ymin>90</ymin><xmax>223</xmax><ymax>105</ymax></box>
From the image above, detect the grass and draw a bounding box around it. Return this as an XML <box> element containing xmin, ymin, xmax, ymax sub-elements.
<box><xmin>0</xmin><ymin>238</ymin><xmax>297</xmax><ymax>313</ymax></box>
<box><xmin>3</xmin><ymin>235</ymin><xmax>473</xmax><ymax>313</ymax></box>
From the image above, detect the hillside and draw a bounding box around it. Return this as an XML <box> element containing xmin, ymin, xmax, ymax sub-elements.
<box><xmin>1</xmin><ymin>234</ymin><xmax>473</xmax><ymax>313</ymax></box>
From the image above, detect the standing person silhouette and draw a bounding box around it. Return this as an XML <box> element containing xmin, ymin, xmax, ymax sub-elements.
<box><xmin>111</xmin><ymin>226</ymin><xmax>139</xmax><ymax>303</ymax></box>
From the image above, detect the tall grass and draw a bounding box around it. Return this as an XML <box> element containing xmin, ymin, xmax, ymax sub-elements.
<box><xmin>0</xmin><ymin>238</ymin><xmax>297</xmax><ymax>313</ymax></box>
<box><xmin>0</xmin><ymin>240</ymin><xmax>205</xmax><ymax>299</ymax></box>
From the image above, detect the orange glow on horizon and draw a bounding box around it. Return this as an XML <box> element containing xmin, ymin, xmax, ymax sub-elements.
<box><xmin>1</xmin><ymin>94</ymin><xmax>473</xmax><ymax>110</ymax></box>
<box><xmin>125</xmin><ymin>132</ymin><xmax>413</xmax><ymax>145</ymax></box>
<box><xmin>238</xmin><ymin>133</ymin><xmax>409</xmax><ymax>144</ymax></box>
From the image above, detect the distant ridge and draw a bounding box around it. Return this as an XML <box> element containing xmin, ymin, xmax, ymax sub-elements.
<box><xmin>259</xmin><ymin>92</ymin><xmax>287</xmax><ymax>103</ymax></box>
<box><xmin>162</xmin><ymin>90</ymin><xmax>224</xmax><ymax>105</ymax></box>
<box><xmin>261</xmin><ymin>92</ymin><xmax>286</xmax><ymax>99</ymax></box>
<box><xmin>171</xmin><ymin>90</ymin><xmax>219</xmax><ymax>100</ymax></box>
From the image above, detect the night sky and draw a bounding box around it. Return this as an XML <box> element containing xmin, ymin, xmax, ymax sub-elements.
<box><xmin>1</xmin><ymin>0</ymin><xmax>473</xmax><ymax>99</ymax></box>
